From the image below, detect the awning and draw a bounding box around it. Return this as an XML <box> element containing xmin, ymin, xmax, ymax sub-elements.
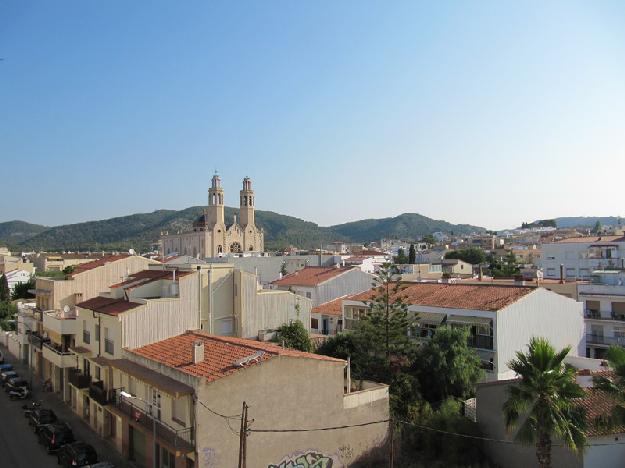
<box><xmin>447</xmin><ymin>315</ymin><xmax>492</xmax><ymax>326</ymax></box>
<box><xmin>415</xmin><ymin>312</ymin><xmax>445</xmax><ymax>324</ymax></box>
<box><xmin>108</xmin><ymin>359</ymin><xmax>193</xmax><ymax>398</ymax></box>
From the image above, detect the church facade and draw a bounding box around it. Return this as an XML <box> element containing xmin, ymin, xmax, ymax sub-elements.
<box><xmin>161</xmin><ymin>175</ymin><xmax>264</xmax><ymax>258</ymax></box>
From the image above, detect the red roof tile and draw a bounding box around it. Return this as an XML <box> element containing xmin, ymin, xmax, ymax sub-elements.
<box><xmin>110</xmin><ymin>269</ymin><xmax>193</xmax><ymax>289</ymax></box>
<box><xmin>272</xmin><ymin>266</ymin><xmax>354</xmax><ymax>287</ymax></box>
<box><xmin>348</xmin><ymin>283</ymin><xmax>534</xmax><ymax>311</ymax></box>
<box><xmin>76</xmin><ymin>296</ymin><xmax>143</xmax><ymax>315</ymax></box>
<box><xmin>70</xmin><ymin>254</ymin><xmax>131</xmax><ymax>276</ymax></box>
<box><xmin>552</xmin><ymin>235</ymin><xmax>624</xmax><ymax>244</ymax></box>
<box><xmin>576</xmin><ymin>388</ymin><xmax>625</xmax><ymax>436</ymax></box>
<box><xmin>312</xmin><ymin>296</ymin><xmax>346</xmax><ymax>316</ymax></box>
<box><xmin>129</xmin><ymin>331</ymin><xmax>343</xmax><ymax>383</ymax></box>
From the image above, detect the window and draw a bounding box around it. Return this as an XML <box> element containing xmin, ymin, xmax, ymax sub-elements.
<box><xmin>306</xmin><ymin>292</ymin><xmax>312</xmax><ymax>299</ymax></box>
<box><xmin>82</xmin><ymin>320</ymin><xmax>90</xmax><ymax>344</ymax></box>
<box><xmin>95</xmin><ymin>324</ymin><xmax>100</xmax><ymax>342</ymax></box>
<box><xmin>152</xmin><ymin>388</ymin><xmax>162</xmax><ymax>420</ymax></box>
<box><xmin>128</xmin><ymin>376</ymin><xmax>135</xmax><ymax>396</ymax></box>
<box><xmin>311</xmin><ymin>318</ymin><xmax>319</xmax><ymax>329</ymax></box>
<box><xmin>172</xmin><ymin>397</ymin><xmax>186</xmax><ymax>425</ymax></box>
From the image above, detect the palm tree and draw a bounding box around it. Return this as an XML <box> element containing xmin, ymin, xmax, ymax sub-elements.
<box><xmin>503</xmin><ymin>337</ymin><xmax>586</xmax><ymax>468</ymax></box>
<box><xmin>593</xmin><ymin>345</ymin><xmax>625</xmax><ymax>428</ymax></box>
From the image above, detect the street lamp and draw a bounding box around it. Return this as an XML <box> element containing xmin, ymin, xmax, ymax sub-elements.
<box><xmin>120</xmin><ymin>391</ymin><xmax>157</xmax><ymax>468</ymax></box>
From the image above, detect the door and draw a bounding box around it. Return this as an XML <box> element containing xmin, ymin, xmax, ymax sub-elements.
<box><xmin>129</xmin><ymin>425</ymin><xmax>147</xmax><ymax>468</ymax></box>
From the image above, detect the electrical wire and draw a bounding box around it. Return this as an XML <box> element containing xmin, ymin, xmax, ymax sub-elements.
<box><xmin>197</xmin><ymin>399</ymin><xmax>241</xmax><ymax>421</ymax></box>
<box><xmin>248</xmin><ymin>418</ymin><xmax>391</xmax><ymax>433</ymax></box>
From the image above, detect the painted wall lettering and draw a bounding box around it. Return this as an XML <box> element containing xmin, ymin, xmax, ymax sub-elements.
<box><xmin>269</xmin><ymin>451</ymin><xmax>336</xmax><ymax>468</ymax></box>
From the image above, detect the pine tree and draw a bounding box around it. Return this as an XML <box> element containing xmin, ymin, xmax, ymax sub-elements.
<box><xmin>0</xmin><ymin>275</ymin><xmax>10</xmax><ymax>302</ymax></box>
<box><xmin>408</xmin><ymin>244</ymin><xmax>416</xmax><ymax>264</ymax></box>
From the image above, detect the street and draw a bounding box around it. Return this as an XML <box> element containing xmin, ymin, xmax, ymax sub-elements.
<box><xmin>0</xmin><ymin>387</ymin><xmax>57</xmax><ymax>467</ymax></box>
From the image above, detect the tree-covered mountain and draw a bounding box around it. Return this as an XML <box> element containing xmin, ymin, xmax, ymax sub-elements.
<box><xmin>0</xmin><ymin>220</ymin><xmax>48</xmax><ymax>245</ymax></box>
<box><xmin>551</xmin><ymin>216</ymin><xmax>624</xmax><ymax>229</ymax></box>
<box><xmin>332</xmin><ymin>213</ymin><xmax>485</xmax><ymax>243</ymax></box>
<box><xmin>0</xmin><ymin>209</ymin><xmax>483</xmax><ymax>252</ymax></box>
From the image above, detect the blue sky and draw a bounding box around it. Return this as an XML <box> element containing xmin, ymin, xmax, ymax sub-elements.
<box><xmin>1</xmin><ymin>1</ymin><xmax>624</xmax><ymax>230</ymax></box>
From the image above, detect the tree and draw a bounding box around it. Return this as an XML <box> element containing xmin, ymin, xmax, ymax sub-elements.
<box><xmin>357</xmin><ymin>264</ymin><xmax>416</xmax><ymax>381</ymax></box>
<box><xmin>279</xmin><ymin>262</ymin><xmax>288</xmax><ymax>277</ymax></box>
<box><xmin>394</xmin><ymin>248</ymin><xmax>408</xmax><ymax>264</ymax></box>
<box><xmin>411</xmin><ymin>325</ymin><xmax>483</xmax><ymax>404</ymax></box>
<box><xmin>594</xmin><ymin>220</ymin><xmax>602</xmax><ymax>234</ymax></box>
<box><xmin>62</xmin><ymin>265</ymin><xmax>75</xmax><ymax>275</ymax></box>
<box><xmin>593</xmin><ymin>346</ymin><xmax>625</xmax><ymax>429</ymax></box>
<box><xmin>12</xmin><ymin>277</ymin><xmax>35</xmax><ymax>300</ymax></box>
<box><xmin>422</xmin><ymin>234</ymin><xmax>436</xmax><ymax>245</ymax></box>
<box><xmin>0</xmin><ymin>274</ymin><xmax>9</xmax><ymax>302</ymax></box>
<box><xmin>503</xmin><ymin>338</ymin><xmax>586</xmax><ymax>468</ymax></box>
<box><xmin>444</xmin><ymin>248</ymin><xmax>486</xmax><ymax>265</ymax></box>
<box><xmin>408</xmin><ymin>244</ymin><xmax>416</xmax><ymax>264</ymax></box>
<box><xmin>274</xmin><ymin>320</ymin><xmax>312</xmax><ymax>352</ymax></box>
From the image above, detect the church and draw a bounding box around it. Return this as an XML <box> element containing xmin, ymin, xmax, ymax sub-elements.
<box><xmin>161</xmin><ymin>174</ymin><xmax>264</xmax><ymax>258</ymax></box>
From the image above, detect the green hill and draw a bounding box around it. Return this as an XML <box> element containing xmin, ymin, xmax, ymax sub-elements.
<box><xmin>0</xmin><ymin>209</ymin><xmax>484</xmax><ymax>252</ymax></box>
<box><xmin>332</xmin><ymin>213</ymin><xmax>484</xmax><ymax>243</ymax></box>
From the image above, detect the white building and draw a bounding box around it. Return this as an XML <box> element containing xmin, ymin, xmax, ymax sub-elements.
<box><xmin>344</xmin><ymin>283</ymin><xmax>585</xmax><ymax>381</ymax></box>
<box><xmin>540</xmin><ymin>236</ymin><xmax>625</xmax><ymax>280</ymax></box>
<box><xmin>579</xmin><ymin>270</ymin><xmax>625</xmax><ymax>359</ymax></box>
<box><xmin>271</xmin><ymin>266</ymin><xmax>374</xmax><ymax>307</ymax></box>
<box><xmin>4</xmin><ymin>269</ymin><xmax>31</xmax><ymax>292</ymax></box>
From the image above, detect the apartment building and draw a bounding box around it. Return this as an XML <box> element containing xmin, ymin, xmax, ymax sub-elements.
<box><xmin>272</xmin><ymin>266</ymin><xmax>373</xmax><ymax>307</ymax></box>
<box><xmin>32</xmin><ymin>255</ymin><xmax>157</xmax><ymax>386</ymax></box>
<box><xmin>541</xmin><ymin>236</ymin><xmax>625</xmax><ymax>280</ymax></box>
<box><xmin>579</xmin><ymin>270</ymin><xmax>625</xmax><ymax>359</ymax></box>
<box><xmin>343</xmin><ymin>283</ymin><xmax>584</xmax><ymax>381</ymax></box>
<box><xmin>32</xmin><ymin>252</ymin><xmax>123</xmax><ymax>272</ymax></box>
<box><xmin>104</xmin><ymin>331</ymin><xmax>388</xmax><ymax>468</ymax></box>
<box><xmin>0</xmin><ymin>254</ymin><xmax>34</xmax><ymax>274</ymax></box>
<box><xmin>311</xmin><ymin>296</ymin><xmax>346</xmax><ymax>335</ymax></box>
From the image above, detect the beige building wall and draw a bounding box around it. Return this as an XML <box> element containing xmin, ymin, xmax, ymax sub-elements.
<box><xmin>0</xmin><ymin>256</ymin><xmax>34</xmax><ymax>274</ymax></box>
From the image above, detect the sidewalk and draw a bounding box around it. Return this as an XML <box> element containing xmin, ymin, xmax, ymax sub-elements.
<box><xmin>1</xmin><ymin>345</ymin><xmax>135</xmax><ymax>468</ymax></box>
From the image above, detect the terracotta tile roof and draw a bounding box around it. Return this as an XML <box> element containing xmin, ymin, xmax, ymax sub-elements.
<box><xmin>552</xmin><ymin>235</ymin><xmax>624</xmax><ymax>244</ymax></box>
<box><xmin>348</xmin><ymin>283</ymin><xmax>534</xmax><ymax>312</ymax></box>
<box><xmin>108</xmin><ymin>359</ymin><xmax>193</xmax><ymax>397</ymax></box>
<box><xmin>110</xmin><ymin>269</ymin><xmax>193</xmax><ymax>289</ymax></box>
<box><xmin>129</xmin><ymin>330</ymin><xmax>343</xmax><ymax>383</ymax></box>
<box><xmin>272</xmin><ymin>266</ymin><xmax>354</xmax><ymax>287</ymax></box>
<box><xmin>70</xmin><ymin>254</ymin><xmax>131</xmax><ymax>276</ymax></box>
<box><xmin>358</xmin><ymin>250</ymin><xmax>388</xmax><ymax>256</ymax></box>
<box><xmin>312</xmin><ymin>296</ymin><xmax>347</xmax><ymax>316</ymax></box>
<box><xmin>576</xmin><ymin>388</ymin><xmax>625</xmax><ymax>436</ymax></box>
<box><xmin>76</xmin><ymin>296</ymin><xmax>143</xmax><ymax>315</ymax></box>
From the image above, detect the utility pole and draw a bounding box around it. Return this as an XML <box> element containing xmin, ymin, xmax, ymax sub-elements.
<box><xmin>238</xmin><ymin>401</ymin><xmax>249</xmax><ymax>468</ymax></box>
<box><xmin>388</xmin><ymin>418</ymin><xmax>394</xmax><ymax>468</ymax></box>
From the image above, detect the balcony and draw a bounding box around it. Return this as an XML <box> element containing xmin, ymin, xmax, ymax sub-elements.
<box><xmin>468</xmin><ymin>335</ymin><xmax>494</xmax><ymax>350</ymax></box>
<box><xmin>89</xmin><ymin>381</ymin><xmax>111</xmax><ymax>406</ymax></box>
<box><xmin>43</xmin><ymin>310</ymin><xmax>77</xmax><ymax>336</ymax></box>
<box><xmin>68</xmin><ymin>368</ymin><xmax>90</xmax><ymax>389</ymax></box>
<box><xmin>587</xmin><ymin>334</ymin><xmax>625</xmax><ymax>347</ymax></box>
<box><xmin>114</xmin><ymin>397</ymin><xmax>194</xmax><ymax>452</ymax></box>
<box><xmin>28</xmin><ymin>331</ymin><xmax>50</xmax><ymax>349</ymax></box>
<box><xmin>584</xmin><ymin>310</ymin><xmax>625</xmax><ymax>322</ymax></box>
<box><xmin>42</xmin><ymin>342</ymin><xmax>77</xmax><ymax>368</ymax></box>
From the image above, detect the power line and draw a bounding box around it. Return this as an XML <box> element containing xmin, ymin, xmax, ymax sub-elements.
<box><xmin>248</xmin><ymin>418</ymin><xmax>391</xmax><ymax>433</ymax></box>
<box><xmin>197</xmin><ymin>399</ymin><xmax>241</xmax><ymax>421</ymax></box>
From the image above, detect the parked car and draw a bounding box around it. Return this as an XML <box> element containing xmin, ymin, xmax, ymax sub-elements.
<box><xmin>37</xmin><ymin>422</ymin><xmax>74</xmax><ymax>453</ymax></box>
<box><xmin>0</xmin><ymin>363</ymin><xmax>13</xmax><ymax>372</ymax></box>
<box><xmin>1</xmin><ymin>370</ymin><xmax>18</xmax><ymax>386</ymax></box>
<box><xmin>29</xmin><ymin>408</ymin><xmax>57</xmax><ymax>430</ymax></box>
<box><xmin>5</xmin><ymin>377</ymin><xmax>29</xmax><ymax>393</ymax></box>
<box><xmin>57</xmin><ymin>442</ymin><xmax>98</xmax><ymax>467</ymax></box>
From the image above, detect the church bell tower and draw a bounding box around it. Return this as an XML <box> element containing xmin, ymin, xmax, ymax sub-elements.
<box><xmin>239</xmin><ymin>176</ymin><xmax>255</xmax><ymax>227</ymax></box>
<box><xmin>207</xmin><ymin>173</ymin><xmax>225</xmax><ymax>226</ymax></box>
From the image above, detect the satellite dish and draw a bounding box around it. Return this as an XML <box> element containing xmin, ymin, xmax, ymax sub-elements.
<box><xmin>129</xmin><ymin>248</ymin><xmax>136</xmax><ymax>256</ymax></box>
<box><xmin>63</xmin><ymin>305</ymin><xmax>70</xmax><ymax>314</ymax></box>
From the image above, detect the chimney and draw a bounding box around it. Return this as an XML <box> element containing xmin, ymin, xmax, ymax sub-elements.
<box><xmin>193</xmin><ymin>340</ymin><xmax>205</xmax><ymax>364</ymax></box>
<box><xmin>559</xmin><ymin>264</ymin><xmax>564</xmax><ymax>284</ymax></box>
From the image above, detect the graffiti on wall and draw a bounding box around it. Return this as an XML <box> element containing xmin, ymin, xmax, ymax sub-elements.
<box><xmin>200</xmin><ymin>447</ymin><xmax>218</xmax><ymax>468</ymax></box>
<box><xmin>268</xmin><ymin>450</ymin><xmax>338</xmax><ymax>468</ymax></box>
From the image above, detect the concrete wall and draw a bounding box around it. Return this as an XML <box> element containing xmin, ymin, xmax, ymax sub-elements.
<box><xmin>195</xmin><ymin>356</ymin><xmax>389</xmax><ymax>468</ymax></box>
<box><xmin>496</xmin><ymin>288</ymin><xmax>585</xmax><ymax>379</ymax></box>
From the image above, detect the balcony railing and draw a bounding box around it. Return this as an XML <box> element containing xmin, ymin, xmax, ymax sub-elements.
<box><xmin>28</xmin><ymin>331</ymin><xmax>50</xmax><ymax>349</ymax></box>
<box><xmin>104</xmin><ymin>338</ymin><xmax>114</xmax><ymax>355</ymax></box>
<box><xmin>584</xmin><ymin>310</ymin><xmax>625</xmax><ymax>321</ymax></box>
<box><xmin>89</xmin><ymin>381</ymin><xmax>111</xmax><ymax>406</ymax></box>
<box><xmin>43</xmin><ymin>341</ymin><xmax>73</xmax><ymax>355</ymax></box>
<box><xmin>587</xmin><ymin>334</ymin><xmax>625</xmax><ymax>346</ymax></box>
<box><xmin>115</xmin><ymin>396</ymin><xmax>194</xmax><ymax>452</ymax></box>
<box><xmin>68</xmin><ymin>368</ymin><xmax>90</xmax><ymax>389</ymax></box>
